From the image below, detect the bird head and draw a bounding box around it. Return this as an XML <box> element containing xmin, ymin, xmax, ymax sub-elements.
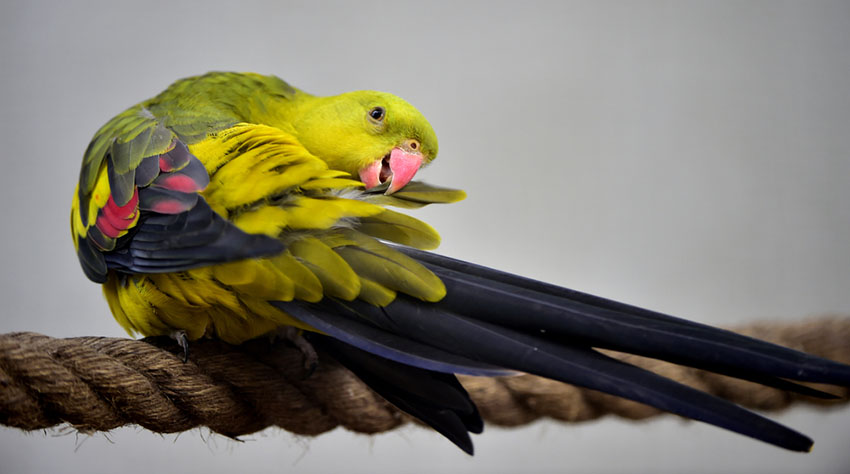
<box><xmin>291</xmin><ymin>91</ymin><xmax>438</xmax><ymax>194</ymax></box>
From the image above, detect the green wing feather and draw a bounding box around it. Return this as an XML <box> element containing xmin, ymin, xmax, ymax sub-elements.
<box><xmin>76</xmin><ymin>72</ymin><xmax>299</xmax><ymax>225</ymax></box>
<box><xmin>71</xmin><ymin>73</ymin><xmax>303</xmax><ymax>282</ymax></box>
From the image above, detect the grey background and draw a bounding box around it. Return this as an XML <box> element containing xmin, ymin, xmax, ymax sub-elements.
<box><xmin>2</xmin><ymin>1</ymin><xmax>849</xmax><ymax>472</ymax></box>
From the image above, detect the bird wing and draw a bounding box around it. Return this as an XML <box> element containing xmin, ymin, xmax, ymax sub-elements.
<box><xmin>70</xmin><ymin>104</ymin><xmax>285</xmax><ymax>283</ymax></box>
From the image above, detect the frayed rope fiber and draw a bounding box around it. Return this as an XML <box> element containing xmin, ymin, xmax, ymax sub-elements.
<box><xmin>1</xmin><ymin>316</ymin><xmax>849</xmax><ymax>438</ymax></box>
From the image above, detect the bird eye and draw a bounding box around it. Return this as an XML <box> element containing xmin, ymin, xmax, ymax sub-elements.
<box><xmin>369</xmin><ymin>107</ymin><xmax>385</xmax><ymax>122</ymax></box>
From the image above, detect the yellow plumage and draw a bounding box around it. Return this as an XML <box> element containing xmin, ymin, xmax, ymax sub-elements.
<box><xmin>99</xmin><ymin>120</ymin><xmax>456</xmax><ymax>344</ymax></box>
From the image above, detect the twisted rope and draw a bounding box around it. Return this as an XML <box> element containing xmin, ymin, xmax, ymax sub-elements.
<box><xmin>1</xmin><ymin>316</ymin><xmax>848</xmax><ymax>438</ymax></box>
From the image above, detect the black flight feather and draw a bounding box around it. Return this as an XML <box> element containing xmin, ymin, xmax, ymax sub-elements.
<box><xmin>281</xmin><ymin>248</ymin><xmax>850</xmax><ymax>454</ymax></box>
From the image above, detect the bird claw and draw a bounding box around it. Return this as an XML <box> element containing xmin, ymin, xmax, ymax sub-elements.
<box><xmin>277</xmin><ymin>327</ymin><xmax>319</xmax><ymax>378</ymax></box>
<box><xmin>171</xmin><ymin>330</ymin><xmax>190</xmax><ymax>362</ymax></box>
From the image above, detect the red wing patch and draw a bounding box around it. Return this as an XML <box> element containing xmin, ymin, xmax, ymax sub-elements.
<box><xmin>151</xmin><ymin>157</ymin><xmax>209</xmax><ymax>194</ymax></box>
<box><xmin>76</xmin><ymin>134</ymin><xmax>284</xmax><ymax>283</ymax></box>
<box><xmin>158</xmin><ymin>140</ymin><xmax>192</xmax><ymax>172</ymax></box>
<box><xmin>87</xmin><ymin>138</ymin><xmax>209</xmax><ymax>252</ymax></box>
<box><xmin>96</xmin><ymin>188</ymin><xmax>139</xmax><ymax>238</ymax></box>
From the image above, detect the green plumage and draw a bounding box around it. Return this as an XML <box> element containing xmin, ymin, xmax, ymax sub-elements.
<box><xmin>76</xmin><ymin>73</ymin><xmax>300</xmax><ymax>223</ymax></box>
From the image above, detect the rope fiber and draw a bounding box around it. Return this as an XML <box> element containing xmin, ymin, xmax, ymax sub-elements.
<box><xmin>1</xmin><ymin>317</ymin><xmax>848</xmax><ymax>439</ymax></box>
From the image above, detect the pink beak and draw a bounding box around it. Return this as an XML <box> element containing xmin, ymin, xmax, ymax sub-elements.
<box><xmin>358</xmin><ymin>147</ymin><xmax>423</xmax><ymax>194</ymax></box>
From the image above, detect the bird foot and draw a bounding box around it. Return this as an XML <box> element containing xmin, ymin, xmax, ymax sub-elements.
<box><xmin>276</xmin><ymin>327</ymin><xmax>319</xmax><ymax>377</ymax></box>
<box><xmin>171</xmin><ymin>330</ymin><xmax>190</xmax><ymax>362</ymax></box>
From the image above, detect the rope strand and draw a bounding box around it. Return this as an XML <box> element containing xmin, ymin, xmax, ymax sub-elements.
<box><xmin>1</xmin><ymin>316</ymin><xmax>848</xmax><ymax>438</ymax></box>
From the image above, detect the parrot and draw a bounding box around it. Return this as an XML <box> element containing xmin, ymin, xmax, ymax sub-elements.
<box><xmin>71</xmin><ymin>72</ymin><xmax>850</xmax><ymax>455</ymax></box>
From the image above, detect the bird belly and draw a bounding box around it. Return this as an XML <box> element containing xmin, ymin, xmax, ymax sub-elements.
<box><xmin>102</xmin><ymin>268</ymin><xmax>312</xmax><ymax>344</ymax></box>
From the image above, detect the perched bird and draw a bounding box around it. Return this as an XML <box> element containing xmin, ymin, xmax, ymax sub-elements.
<box><xmin>71</xmin><ymin>72</ymin><xmax>850</xmax><ymax>455</ymax></box>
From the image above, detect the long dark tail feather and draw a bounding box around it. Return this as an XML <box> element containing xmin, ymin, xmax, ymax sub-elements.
<box><xmin>275</xmin><ymin>300</ymin><xmax>513</xmax><ymax>377</ymax></box>
<box><xmin>399</xmin><ymin>246</ymin><xmax>850</xmax><ymax>387</ymax></box>
<box><xmin>295</xmin><ymin>297</ymin><xmax>814</xmax><ymax>452</ymax></box>
<box><xmin>306</xmin><ymin>333</ymin><xmax>482</xmax><ymax>455</ymax></box>
<box><xmin>279</xmin><ymin>248</ymin><xmax>850</xmax><ymax>453</ymax></box>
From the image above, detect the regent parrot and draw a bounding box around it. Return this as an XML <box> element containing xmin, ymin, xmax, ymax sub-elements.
<box><xmin>71</xmin><ymin>72</ymin><xmax>850</xmax><ymax>455</ymax></box>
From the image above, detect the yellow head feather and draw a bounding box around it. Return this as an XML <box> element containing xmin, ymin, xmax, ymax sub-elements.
<box><xmin>285</xmin><ymin>91</ymin><xmax>439</xmax><ymax>178</ymax></box>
